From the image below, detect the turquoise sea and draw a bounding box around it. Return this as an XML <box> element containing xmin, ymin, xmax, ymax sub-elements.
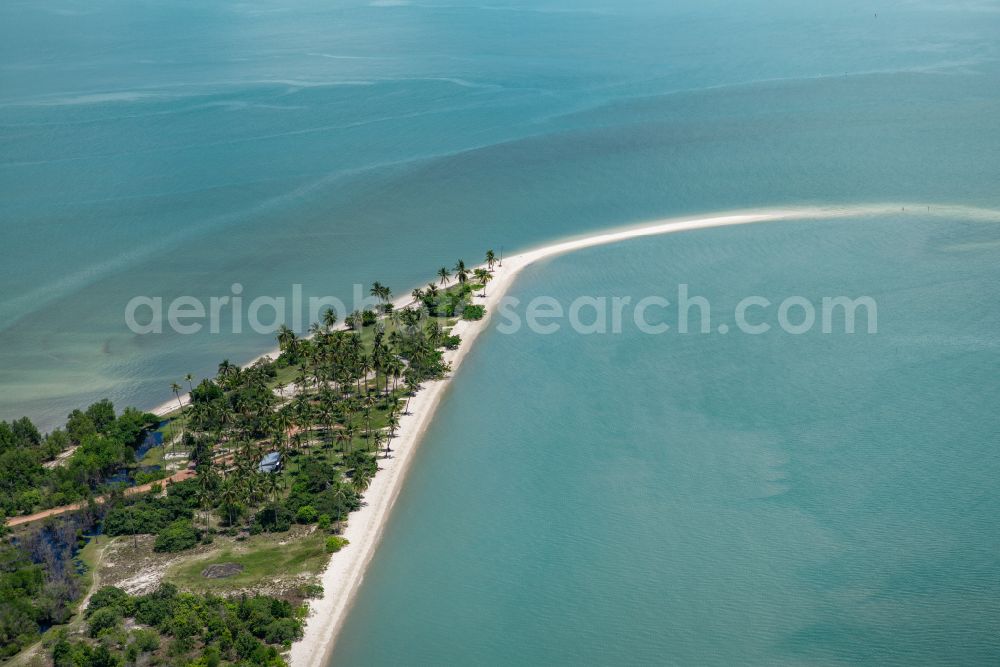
<box><xmin>2</xmin><ymin>1</ymin><xmax>1000</xmax><ymax>662</ymax></box>
<box><xmin>2</xmin><ymin>0</ymin><xmax>999</xmax><ymax>427</ymax></box>
<box><xmin>332</xmin><ymin>213</ymin><xmax>1000</xmax><ymax>664</ymax></box>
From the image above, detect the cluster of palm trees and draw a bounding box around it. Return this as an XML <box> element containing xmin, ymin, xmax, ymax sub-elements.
<box><xmin>169</xmin><ymin>250</ymin><xmax>498</xmax><ymax>530</ymax></box>
<box><xmin>369</xmin><ymin>282</ymin><xmax>393</xmax><ymax>311</ymax></box>
<box><xmin>437</xmin><ymin>250</ymin><xmax>496</xmax><ymax>287</ymax></box>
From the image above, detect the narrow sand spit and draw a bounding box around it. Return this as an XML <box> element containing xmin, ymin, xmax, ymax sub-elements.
<box><xmin>287</xmin><ymin>204</ymin><xmax>924</xmax><ymax>666</ymax></box>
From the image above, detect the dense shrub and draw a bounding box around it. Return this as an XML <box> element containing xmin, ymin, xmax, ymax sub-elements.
<box><xmin>104</xmin><ymin>480</ymin><xmax>197</xmax><ymax>537</ymax></box>
<box><xmin>87</xmin><ymin>607</ymin><xmax>121</xmax><ymax>638</ymax></box>
<box><xmin>88</xmin><ymin>586</ymin><xmax>133</xmax><ymax>617</ymax></box>
<box><xmin>461</xmin><ymin>304</ymin><xmax>485</xmax><ymax>320</ymax></box>
<box><xmin>295</xmin><ymin>505</ymin><xmax>318</xmax><ymax>524</ymax></box>
<box><xmin>59</xmin><ymin>585</ymin><xmax>300</xmax><ymax>666</ymax></box>
<box><xmin>130</xmin><ymin>628</ymin><xmax>160</xmax><ymax>653</ymax></box>
<box><xmin>52</xmin><ymin>638</ymin><xmax>122</xmax><ymax>667</ymax></box>
<box><xmin>153</xmin><ymin>519</ymin><xmax>200</xmax><ymax>553</ymax></box>
<box><xmin>252</xmin><ymin>504</ymin><xmax>293</xmax><ymax>533</ymax></box>
<box><xmin>190</xmin><ymin>379</ymin><xmax>223</xmax><ymax>404</ymax></box>
<box><xmin>325</xmin><ymin>536</ymin><xmax>349</xmax><ymax>554</ymax></box>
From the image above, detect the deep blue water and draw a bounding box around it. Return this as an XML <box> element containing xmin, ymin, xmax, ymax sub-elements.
<box><xmin>2</xmin><ymin>0</ymin><xmax>1000</xmax><ymax>427</ymax></box>
<box><xmin>332</xmin><ymin>213</ymin><xmax>1000</xmax><ymax>665</ymax></box>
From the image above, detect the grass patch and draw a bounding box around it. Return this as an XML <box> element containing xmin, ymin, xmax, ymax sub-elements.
<box><xmin>165</xmin><ymin>532</ymin><xmax>329</xmax><ymax>593</ymax></box>
<box><xmin>138</xmin><ymin>444</ymin><xmax>166</xmax><ymax>468</ymax></box>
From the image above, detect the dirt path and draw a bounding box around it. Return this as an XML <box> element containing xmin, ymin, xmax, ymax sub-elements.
<box><xmin>5</xmin><ymin>469</ymin><xmax>196</xmax><ymax>528</ymax></box>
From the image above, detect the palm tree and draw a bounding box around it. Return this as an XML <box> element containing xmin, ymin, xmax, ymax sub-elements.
<box><xmin>196</xmin><ymin>469</ymin><xmax>218</xmax><ymax>527</ymax></box>
<box><xmin>219</xmin><ymin>479</ymin><xmax>240</xmax><ymax>527</ymax></box>
<box><xmin>170</xmin><ymin>382</ymin><xmax>184</xmax><ymax>411</ymax></box>
<box><xmin>385</xmin><ymin>415</ymin><xmax>399</xmax><ymax>457</ymax></box>
<box><xmin>185</xmin><ymin>373</ymin><xmax>195</xmax><ymax>394</ymax></box>
<box><xmin>347</xmin><ymin>310</ymin><xmax>362</xmax><ymax>331</ymax></box>
<box><xmin>218</xmin><ymin>359</ymin><xmax>236</xmax><ymax>379</ymax></box>
<box><xmin>264</xmin><ymin>473</ymin><xmax>281</xmax><ymax>503</ymax></box>
<box><xmin>370</xmin><ymin>282</ymin><xmax>392</xmax><ymax>310</ymax></box>
<box><xmin>473</xmin><ymin>268</ymin><xmax>492</xmax><ymax>296</ymax></box>
<box><xmin>336</xmin><ymin>428</ymin><xmax>351</xmax><ymax>456</ymax></box>
<box><xmin>363</xmin><ymin>395</ymin><xmax>376</xmax><ymax>449</ymax></box>
<box><xmin>403</xmin><ymin>377</ymin><xmax>419</xmax><ymax>414</ymax></box>
<box><xmin>352</xmin><ymin>467</ymin><xmax>373</xmax><ymax>495</ymax></box>
<box><xmin>485</xmin><ymin>249</ymin><xmax>497</xmax><ymax>271</ymax></box>
<box><xmin>344</xmin><ymin>423</ymin><xmax>357</xmax><ymax>454</ymax></box>
<box><xmin>454</xmin><ymin>260</ymin><xmax>468</xmax><ymax>285</ymax></box>
<box><xmin>170</xmin><ymin>383</ymin><xmax>185</xmax><ymax>447</ymax></box>
<box><xmin>372</xmin><ymin>430</ymin><xmax>387</xmax><ymax>459</ymax></box>
<box><xmin>322</xmin><ymin>307</ymin><xmax>338</xmax><ymax>332</ymax></box>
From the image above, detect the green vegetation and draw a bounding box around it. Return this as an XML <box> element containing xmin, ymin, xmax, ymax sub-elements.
<box><xmin>325</xmin><ymin>536</ymin><xmax>348</xmax><ymax>554</ymax></box>
<box><xmin>51</xmin><ymin>583</ymin><xmax>302</xmax><ymax>666</ymax></box>
<box><xmin>1</xmin><ymin>255</ymin><xmax>495</xmax><ymax>664</ymax></box>
<box><xmin>168</xmin><ymin>534</ymin><xmax>329</xmax><ymax>593</ymax></box>
<box><xmin>154</xmin><ymin>519</ymin><xmax>201</xmax><ymax>553</ymax></box>
<box><xmin>0</xmin><ymin>513</ymin><xmax>93</xmax><ymax>658</ymax></box>
<box><xmin>103</xmin><ymin>480</ymin><xmax>198</xmax><ymax>538</ymax></box>
<box><xmin>462</xmin><ymin>304</ymin><xmax>486</xmax><ymax>320</ymax></box>
<box><xmin>0</xmin><ymin>402</ymin><xmax>159</xmax><ymax>517</ymax></box>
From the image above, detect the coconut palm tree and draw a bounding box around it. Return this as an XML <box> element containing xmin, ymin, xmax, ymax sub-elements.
<box><xmin>218</xmin><ymin>359</ymin><xmax>236</xmax><ymax>379</ymax></box>
<box><xmin>336</xmin><ymin>428</ymin><xmax>351</xmax><ymax>455</ymax></box>
<box><xmin>363</xmin><ymin>395</ymin><xmax>377</xmax><ymax>449</ymax></box>
<box><xmin>322</xmin><ymin>307</ymin><xmax>338</xmax><ymax>332</ymax></box>
<box><xmin>403</xmin><ymin>377</ymin><xmax>419</xmax><ymax>414</ymax></box>
<box><xmin>454</xmin><ymin>260</ymin><xmax>468</xmax><ymax>284</ymax></box>
<box><xmin>343</xmin><ymin>423</ymin><xmax>357</xmax><ymax>454</ymax></box>
<box><xmin>437</xmin><ymin>267</ymin><xmax>450</xmax><ymax>285</ymax></box>
<box><xmin>196</xmin><ymin>468</ymin><xmax>218</xmax><ymax>527</ymax></box>
<box><xmin>171</xmin><ymin>382</ymin><xmax>184</xmax><ymax>413</ymax></box>
<box><xmin>219</xmin><ymin>479</ymin><xmax>240</xmax><ymax>527</ymax></box>
<box><xmin>485</xmin><ymin>249</ymin><xmax>497</xmax><ymax>271</ymax></box>
<box><xmin>351</xmin><ymin>467</ymin><xmax>373</xmax><ymax>496</ymax></box>
<box><xmin>263</xmin><ymin>472</ymin><xmax>281</xmax><ymax>503</ymax></box>
<box><xmin>370</xmin><ymin>282</ymin><xmax>392</xmax><ymax>311</ymax></box>
<box><xmin>385</xmin><ymin>415</ymin><xmax>399</xmax><ymax>457</ymax></box>
<box><xmin>347</xmin><ymin>310</ymin><xmax>362</xmax><ymax>331</ymax></box>
<box><xmin>184</xmin><ymin>373</ymin><xmax>195</xmax><ymax>394</ymax></box>
<box><xmin>373</xmin><ymin>430</ymin><xmax>387</xmax><ymax>459</ymax></box>
<box><xmin>473</xmin><ymin>268</ymin><xmax>492</xmax><ymax>296</ymax></box>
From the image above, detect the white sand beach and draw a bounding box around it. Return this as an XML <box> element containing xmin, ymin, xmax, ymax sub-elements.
<box><xmin>285</xmin><ymin>204</ymin><xmax>891</xmax><ymax>666</ymax></box>
<box><xmin>148</xmin><ymin>202</ymin><xmax>994</xmax><ymax>666</ymax></box>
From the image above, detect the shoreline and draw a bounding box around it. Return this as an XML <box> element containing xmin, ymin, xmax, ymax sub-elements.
<box><xmin>149</xmin><ymin>201</ymin><xmax>995</xmax><ymax>423</ymax></box>
<box><xmin>286</xmin><ymin>203</ymin><xmax>906</xmax><ymax>667</ymax></box>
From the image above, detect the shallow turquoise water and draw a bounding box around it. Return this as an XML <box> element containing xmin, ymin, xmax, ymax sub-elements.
<box><xmin>331</xmin><ymin>213</ymin><xmax>1000</xmax><ymax>664</ymax></box>
<box><xmin>2</xmin><ymin>0</ymin><xmax>1000</xmax><ymax>426</ymax></box>
<box><xmin>3</xmin><ymin>1</ymin><xmax>999</xmax><ymax>661</ymax></box>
